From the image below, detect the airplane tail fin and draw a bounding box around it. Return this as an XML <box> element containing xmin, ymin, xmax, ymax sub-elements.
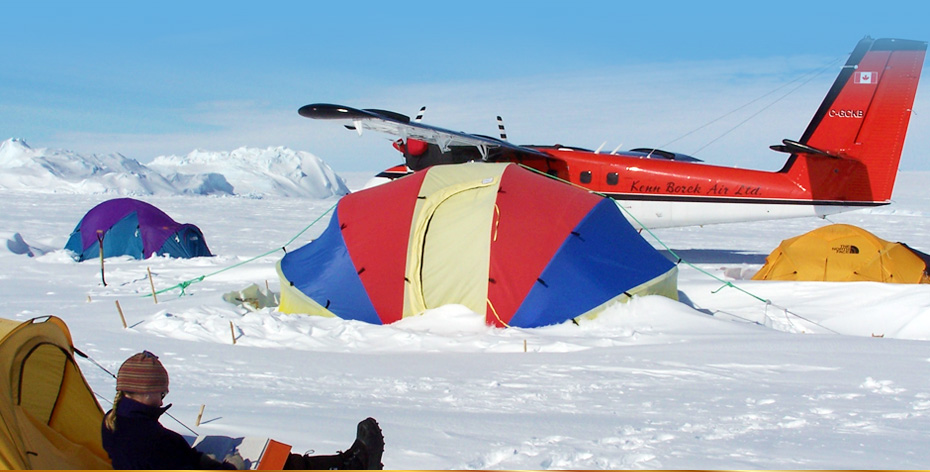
<box><xmin>780</xmin><ymin>37</ymin><xmax>926</xmax><ymax>203</ymax></box>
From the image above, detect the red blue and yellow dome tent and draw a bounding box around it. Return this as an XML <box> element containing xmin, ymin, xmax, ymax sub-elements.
<box><xmin>277</xmin><ymin>163</ymin><xmax>677</xmax><ymax>328</ymax></box>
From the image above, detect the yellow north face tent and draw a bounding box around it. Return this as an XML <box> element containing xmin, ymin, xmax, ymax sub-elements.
<box><xmin>753</xmin><ymin>224</ymin><xmax>930</xmax><ymax>283</ymax></box>
<box><xmin>0</xmin><ymin>316</ymin><xmax>111</xmax><ymax>469</ymax></box>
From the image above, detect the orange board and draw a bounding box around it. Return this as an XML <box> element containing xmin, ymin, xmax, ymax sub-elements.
<box><xmin>256</xmin><ymin>438</ymin><xmax>292</xmax><ymax>470</ymax></box>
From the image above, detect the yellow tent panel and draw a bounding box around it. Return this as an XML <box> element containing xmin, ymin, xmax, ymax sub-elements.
<box><xmin>404</xmin><ymin>164</ymin><xmax>505</xmax><ymax>318</ymax></box>
<box><xmin>753</xmin><ymin>224</ymin><xmax>930</xmax><ymax>283</ymax></box>
<box><xmin>0</xmin><ymin>316</ymin><xmax>111</xmax><ymax>469</ymax></box>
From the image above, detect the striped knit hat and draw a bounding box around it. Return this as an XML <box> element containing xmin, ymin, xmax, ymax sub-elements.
<box><xmin>116</xmin><ymin>351</ymin><xmax>169</xmax><ymax>394</ymax></box>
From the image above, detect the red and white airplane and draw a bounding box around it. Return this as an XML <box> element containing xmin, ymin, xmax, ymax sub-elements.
<box><xmin>299</xmin><ymin>37</ymin><xmax>926</xmax><ymax>229</ymax></box>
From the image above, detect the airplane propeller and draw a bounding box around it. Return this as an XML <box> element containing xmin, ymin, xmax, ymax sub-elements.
<box><xmin>497</xmin><ymin>116</ymin><xmax>507</xmax><ymax>141</ymax></box>
<box><xmin>393</xmin><ymin>106</ymin><xmax>430</xmax><ymax>156</ymax></box>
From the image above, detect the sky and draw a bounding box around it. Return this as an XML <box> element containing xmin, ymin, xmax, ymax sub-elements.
<box><xmin>3</xmin><ymin>1</ymin><xmax>929</xmax><ymax>172</ymax></box>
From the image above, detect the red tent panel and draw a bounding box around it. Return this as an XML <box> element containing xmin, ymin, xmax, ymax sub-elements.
<box><xmin>486</xmin><ymin>165</ymin><xmax>601</xmax><ymax>325</ymax></box>
<box><xmin>337</xmin><ymin>171</ymin><xmax>429</xmax><ymax>324</ymax></box>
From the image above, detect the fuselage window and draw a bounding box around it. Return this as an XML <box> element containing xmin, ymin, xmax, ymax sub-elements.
<box><xmin>606</xmin><ymin>172</ymin><xmax>618</xmax><ymax>186</ymax></box>
<box><xmin>580</xmin><ymin>170</ymin><xmax>592</xmax><ymax>184</ymax></box>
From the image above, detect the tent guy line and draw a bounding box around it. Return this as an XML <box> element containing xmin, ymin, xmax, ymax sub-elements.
<box><xmin>144</xmin><ymin>202</ymin><xmax>338</xmax><ymax>299</ymax></box>
<box><xmin>521</xmin><ymin>163</ymin><xmax>866</xmax><ymax>335</ymax></box>
<box><xmin>276</xmin><ymin>162</ymin><xmax>679</xmax><ymax>328</ymax></box>
<box><xmin>518</xmin><ymin>163</ymin><xmax>780</xmax><ymax>308</ymax></box>
<box><xmin>127</xmin><ymin>162</ymin><xmax>834</xmax><ymax>332</ymax></box>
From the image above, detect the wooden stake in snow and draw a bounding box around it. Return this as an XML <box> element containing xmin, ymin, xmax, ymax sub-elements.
<box><xmin>195</xmin><ymin>404</ymin><xmax>206</xmax><ymax>426</ymax></box>
<box><xmin>97</xmin><ymin>230</ymin><xmax>107</xmax><ymax>286</ymax></box>
<box><xmin>230</xmin><ymin>321</ymin><xmax>237</xmax><ymax>344</ymax></box>
<box><xmin>147</xmin><ymin>267</ymin><xmax>158</xmax><ymax>304</ymax></box>
<box><xmin>523</xmin><ymin>339</ymin><xmax>527</xmax><ymax>352</ymax></box>
<box><xmin>115</xmin><ymin>300</ymin><xmax>127</xmax><ymax>329</ymax></box>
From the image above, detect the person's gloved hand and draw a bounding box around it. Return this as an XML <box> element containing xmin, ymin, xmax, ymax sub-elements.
<box><xmin>223</xmin><ymin>451</ymin><xmax>247</xmax><ymax>470</ymax></box>
<box><xmin>198</xmin><ymin>453</ymin><xmax>227</xmax><ymax>469</ymax></box>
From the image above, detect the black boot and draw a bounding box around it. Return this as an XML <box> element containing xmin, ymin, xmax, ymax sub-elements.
<box><xmin>339</xmin><ymin>418</ymin><xmax>384</xmax><ymax>470</ymax></box>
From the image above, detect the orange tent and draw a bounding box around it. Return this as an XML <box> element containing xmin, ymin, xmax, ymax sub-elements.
<box><xmin>0</xmin><ymin>316</ymin><xmax>111</xmax><ymax>469</ymax></box>
<box><xmin>753</xmin><ymin>224</ymin><xmax>930</xmax><ymax>283</ymax></box>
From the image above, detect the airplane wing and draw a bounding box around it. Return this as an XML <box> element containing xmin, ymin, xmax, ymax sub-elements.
<box><xmin>298</xmin><ymin>103</ymin><xmax>550</xmax><ymax>159</ymax></box>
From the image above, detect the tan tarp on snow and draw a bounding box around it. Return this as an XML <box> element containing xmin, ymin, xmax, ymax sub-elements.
<box><xmin>0</xmin><ymin>316</ymin><xmax>111</xmax><ymax>469</ymax></box>
<box><xmin>753</xmin><ymin>224</ymin><xmax>930</xmax><ymax>283</ymax></box>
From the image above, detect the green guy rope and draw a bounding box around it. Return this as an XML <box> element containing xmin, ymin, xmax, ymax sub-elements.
<box><xmin>517</xmin><ymin>164</ymin><xmax>768</xmax><ymax>304</ymax></box>
<box><xmin>516</xmin><ymin>164</ymin><xmax>842</xmax><ymax>333</ymax></box>
<box><xmin>146</xmin><ymin>201</ymin><xmax>338</xmax><ymax>298</ymax></box>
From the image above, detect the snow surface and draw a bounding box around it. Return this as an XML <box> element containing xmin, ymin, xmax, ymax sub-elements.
<box><xmin>2</xmin><ymin>141</ymin><xmax>930</xmax><ymax>469</ymax></box>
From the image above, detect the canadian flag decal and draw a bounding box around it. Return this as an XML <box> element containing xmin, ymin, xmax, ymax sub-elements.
<box><xmin>854</xmin><ymin>71</ymin><xmax>875</xmax><ymax>84</ymax></box>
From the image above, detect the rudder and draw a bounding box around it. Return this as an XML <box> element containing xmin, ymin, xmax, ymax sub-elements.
<box><xmin>794</xmin><ymin>37</ymin><xmax>926</xmax><ymax>202</ymax></box>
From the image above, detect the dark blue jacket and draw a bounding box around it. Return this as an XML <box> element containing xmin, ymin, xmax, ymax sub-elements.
<box><xmin>101</xmin><ymin>397</ymin><xmax>233</xmax><ymax>470</ymax></box>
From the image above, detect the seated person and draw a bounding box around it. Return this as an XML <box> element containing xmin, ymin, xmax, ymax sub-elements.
<box><xmin>101</xmin><ymin>351</ymin><xmax>384</xmax><ymax>469</ymax></box>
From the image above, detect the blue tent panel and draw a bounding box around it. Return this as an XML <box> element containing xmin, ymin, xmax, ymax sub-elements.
<box><xmin>65</xmin><ymin>213</ymin><xmax>145</xmax><ymax>262</ymax></box>
<box><xmin>158</xmin><ymin>225</ymin><xmax>212</xmax><ymax>258</ymax></box>
<box><xmin>509</xmin><ymin>199</ymin><xmax>676</xmax><ymax>328</ymax></box>
<box><xmin>279</xmin><ymin>214</ymin><xmax>382</xmax><ymax>324</ymax></box>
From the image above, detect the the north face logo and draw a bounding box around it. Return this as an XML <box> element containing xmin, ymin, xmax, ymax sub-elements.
<box><xmin>832</xmin><ymin>245</ymin><xmax>860</xmax><ymax>254</ymax></box>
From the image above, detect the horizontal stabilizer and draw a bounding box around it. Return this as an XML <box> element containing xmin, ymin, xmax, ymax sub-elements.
<box><xmin>769</xmin><ymin>139</ymin><xmax>839</xmax><ymax>159</ymax></box>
